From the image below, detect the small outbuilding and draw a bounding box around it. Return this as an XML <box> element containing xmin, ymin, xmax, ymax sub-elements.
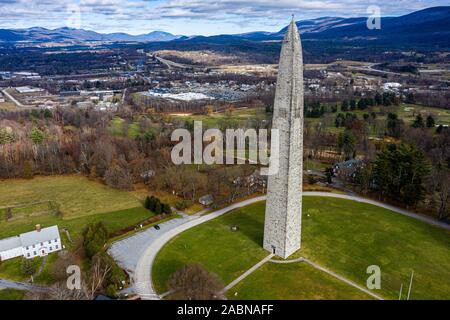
<box><xmin>199</xmin><ymin>194</ymin><xmax>214</xmax><ymax>206</ymax></box>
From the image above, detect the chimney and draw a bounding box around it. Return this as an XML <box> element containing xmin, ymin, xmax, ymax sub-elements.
<box><xmin>36</xmin><ymin>224</ymin><xmax>42</xmax><ymax>232</ymax></box>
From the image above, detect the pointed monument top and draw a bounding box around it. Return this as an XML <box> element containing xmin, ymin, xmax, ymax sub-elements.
<box><xmin>284</xmin><ymin>15</ymin><xmax>301</xmax><ymax>45</ymax></box>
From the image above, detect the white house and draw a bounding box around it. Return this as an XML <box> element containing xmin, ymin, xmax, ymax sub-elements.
<box><xmin>0</xmin><ymin>225</ymin><xmax>62</xmax><ymax>261</ymax></box>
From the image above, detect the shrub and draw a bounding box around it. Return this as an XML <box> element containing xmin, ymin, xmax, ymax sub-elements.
<box><xmin>82</xmin><ymin>222</ymin><xmax>108</xmax><ymax>259</ymax></box>
<box><xmin>162</xmin><ymin>203</ymin><xmax>172</xmax><ymax>214</ymax></box>
<box><xmin>21</xmin><ymin>258</ymin><xmax>37</xmax><ymax>276</ymax></box>
<box><xmin>175</xmin><ymin>200</ymin><xmax>192</xmax><ymax>210</ymax></box>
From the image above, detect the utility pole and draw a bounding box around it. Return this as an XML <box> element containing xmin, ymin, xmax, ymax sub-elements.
<box><xmin>407</xmin><ymin>270</ymin><xmax>414</xmax><ymax>300</ymax></box>
<box><xmin>398</xmin><ymin>283</ymin><xmax>403</xmax><ymax>300</ymax></box>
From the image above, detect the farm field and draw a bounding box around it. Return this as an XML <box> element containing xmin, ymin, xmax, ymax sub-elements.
<box><xmin>170</xmin><ymin>107</ymin><xmax>268</xmax><ymax>128</ymax></box>
<box><xmin>153</xmin><ymin>197</ymin><xmax>450</xmax><ymax>300</ymax></box>
<box><xmin>109</xmin><ymin>116</ymin><xmax>142</xmax><ymax>138</ymax></box>
<box><xmin>0</xmin><ymin>175</ymin><xmax>142</xmax><ymax>219</ymax></box>
<box><xmin>170</xmin><ymin>103</ymin><xmax>449</xmax><ymax>136</ymax></box>
<box><xmin>0</xmin><ymin>175</ymin><xmax>159</xmax><ymax>285</ymax></box>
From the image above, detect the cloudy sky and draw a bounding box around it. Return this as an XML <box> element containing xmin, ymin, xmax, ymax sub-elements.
<box><xmin>0</xmin><ymin>0</ymin><xmax>447</xmax><ymax>35</ymax></box>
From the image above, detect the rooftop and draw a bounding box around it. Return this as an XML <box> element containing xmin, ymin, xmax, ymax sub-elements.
<box><xmin>0</xmin><ymin>236</ymin><xmax>21</xmax><ymax>252</ymax></box>
<box><xmin>19</xmin><ymin>225</ymin><xmax>60</xmax><ymax>247</ymax></box>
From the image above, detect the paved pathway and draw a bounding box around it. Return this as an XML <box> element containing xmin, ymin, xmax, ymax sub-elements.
<box><xmin>300</xmin><ymin>257</ymin><xmax>384</xmax><ymax>300</ymax></box>
<box><xmin>268</xmin><ymin>256</ymin><xmax>383</xmax><ymax>299</ymax></box>
<box><xmin>0</xmin><ymin>278</ymin><xmax>49</xmax><ymax>293</ymax></box>
<box><xmin>133</xmin><ymin>196</ymin><xmax>266</xmax><ymax>299</ymax></box>
<box><xmin>110</xmin><ymin>192</ymin><xmax>448</xmax><ymax>299</ymax></box>
<box><xmin>222</xmin><ymin>254</ymin><xmax>274</xmax><ymax>293</ymax></box>
<box><xmin>303</xmin><ymin>192</ymin><xmax>450</xmax><ymax>230</ymax></box>
<box><xmin>108</xmin><ymin>215</ymin><xmax>197</xmax><ymax>277</ymax></box>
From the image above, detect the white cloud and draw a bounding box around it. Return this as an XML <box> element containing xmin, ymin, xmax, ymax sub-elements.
<box><xmin>0</xmin><ymin>0</ymin><xmax>446</xmax><ymax>34</ymax></box>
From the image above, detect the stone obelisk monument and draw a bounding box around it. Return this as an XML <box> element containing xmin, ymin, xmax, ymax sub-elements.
<box><xmin>263</xmin><ymin>17</ymin><xmax>304</xmax><ymax>259</ymax></box>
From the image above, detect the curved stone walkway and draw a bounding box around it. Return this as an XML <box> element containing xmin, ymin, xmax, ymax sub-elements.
<box><xmin>133</xmin><ymin>196</ymin><xmax>267</xmax><ymax>299</ymax></box>
<box><xmin>269</xmin><ymin>257</ymin><xmax>304</xmax><ymax>264</ymax></box>
<box><xmin>126</xmin><ymin>192</ymin><xmax>449</xmax><ymax>299</ymax></box>
<box><xmin>303</xmin><ymin>192</ymin><xmax>450</xmax><ymax>231</ymax></box>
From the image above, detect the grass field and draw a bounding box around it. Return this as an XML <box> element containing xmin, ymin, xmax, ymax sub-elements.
<box><xmin>153</xmin><ymin>197</ymin><xmax>450</xmax><ymax>300</ymax></box>
<box><xmin>0</xmin><ymin>102</ymin><xmax>17</xmax><ymax>111</ymax></box>
<box><xmin>0</xmin><ymin>175</ymin><xmax>142</xmax><ymax>219</ymax></box>
<box><xmin>0</xmin><ymin>289</ymin><xmax>25</xmax><ymax>300</ymax></box>
<box><xmin>170</xmin><ymin>103</ymin><xmax>449</xmax><ymax>137</ymax></box>
<box><xmin>0</xmin><ymin>176</ymin><xmax>158</xmax><ymax>285</ymax></box>
<box><xmin>229</xmin><ymin>262</ymin><xmax>371</xmax><ymax>300</ymax></box>
<box><xmin>396</xmin><ymin>104</ymin><xmax>450</xmax><ymax>126</ymax></box>
<box><xmin>109</xmin><ymin>117</ymin><xmax>141</xmax><ymax>138</ymax></box>
<box><xmin>171</xmin><ymin>107</ymin><xmax>267</xmax><ymax>128</ymax></box>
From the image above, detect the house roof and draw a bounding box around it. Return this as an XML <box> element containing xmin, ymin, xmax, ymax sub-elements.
<box><xmin>0</xmin><ymin>236</ymin><xmax>21</xmax><ymax>252</ymax></box>
<box><xmin>334</xmin><ymin>159</ymin><xmax>361</xmax><ymax>168</ymax></box>
<box><xmin>199</xmin><ymin>194</ymin><xmax>214</xmax><ymax>203</ymax></box>
<box><xmin>19</xmin><ymin>225</ymin><xmax>60</xmax><ymax>247</ymax></box>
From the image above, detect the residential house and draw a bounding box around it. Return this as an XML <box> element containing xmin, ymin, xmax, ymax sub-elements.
<box><xmin>0</xmin><ymin>225</ymin><xmax>62</xmax><ymax>261</ymax></box>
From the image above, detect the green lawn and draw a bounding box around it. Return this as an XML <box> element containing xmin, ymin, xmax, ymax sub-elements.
<box><xmin>396</xmin><ymin>104</ymin><xmax>450</xmax><ymax>126</ymax></box>
<box><xmin>171</xmin><ymin>107</ymin><xmax>268</xmax><ymax>128</ymax></box>
<box><xmin>0</xmin><ymin>175</ymin><xmax>142</xmax><ymax>219</ymax></box>
<box><xmin>0</xmin><ymin>256</ymin><xmax>42</xmax><ymax>282</ymax></box>
<box><xmin>0</xmin><ymin>289</ymin><xmax>25</xmax><ymax>300</ymax></box>
<box><xmin>0</xmin><ymin>176</ymin><xmax>157</xmax><ymax>284</ymax></box>
<box><xmin>0</xmin><ymin>205</ymin><xmax>154</xmax><ymax>240</ymax></box>
<box><xmin>0</xmin><ymin>206</ymin><xmax>154</xmax><ymax>283</ymax></box>
<box><xmin>109</xmin><ymin>117</ymin><xmax>141</xmax><ymax>138</ymax></box>
<box><xmin>229</xmin><ymin>262</ymin><xmax>372</xmax><ymax>300</ymax></box>
<box><xmin>153</xmin><ymin>197</ymin><xmax>450</xmax><ymax>300</ymax></box>
<box><xmin>304</xmin><ymin>159</ymin><xmax>329</xmax><ymax>171</ymax></box>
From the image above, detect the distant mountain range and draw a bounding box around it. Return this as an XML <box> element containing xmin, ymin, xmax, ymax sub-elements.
<box><xmin>0</xmin><ymin>27</ymin><xmax>180</xmax><ymax>43</ymax></box>
<box><xmin>235</xmin><ymin>6</ymin><xmax>450</xmax><ymax>46</ymax></box>
<box><xmin>0</xmin><ymin>6</ymin><xmax>449</xmax><ymax>48</ymax></box>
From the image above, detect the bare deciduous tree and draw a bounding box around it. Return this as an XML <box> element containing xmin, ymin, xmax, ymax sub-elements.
<box><xmin>85</xmin><ymin>255</ymin><xmax>111</xmax><ymax>300</ymax></box>
<box><xmin>168</xmin><ymin>264</ymin><xmax>224</xmax><ymax>300</ymax></box>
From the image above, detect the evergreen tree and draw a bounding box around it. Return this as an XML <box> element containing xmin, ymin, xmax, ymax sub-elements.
<box><xmin>374</xmin><ymin>92</ymin><xmax>383</xmax><ymax>105</ymax></box>
<box><xmin>426</xmin><ymin>115</ymin><xmax>435</xmax><ymax>128</ymax></box>
<box><xmin>155</xmin><ymin>201</ymin><xmax>162</xmax><ymax>214</ymax></box>
<box><xmin>337</xmin><ymin>130</ymin><xmax>356</xmax><ymax>160</ymax></box>
<box><xmin>144</xmin><ymin>196</ymin><xmax>151</xmax><ymax>210</ymax></box>
<box><xmin>82</xmin><ymin>222</ymin><xmax>109</xmax><ymax>259</ymax></box>
<box><xmin>372</xmin><ymin>143</ymin><xmax>430</xmax><ymax>206</ymax></box>
<box><xmin>30</xmin><ymin>127</ymin><xmax>44</xmax><ymax>144</ymax></box>
<box><xmin>162</xmin><ymin>203</ymin><xmax>172</xmax><ymax>214</ymax></box>
<box><xmin>335</xmin><ymin>113</ymin><xmax>345</xmax><ymax>128</ymax></box>
<box><xmin>386</xmin><ymin>113</ymin><xmax>404</xmax><ymax>138</ymax></box>
<box><xmin>21</xmin><ymin>258</ymin><xmax>37</xmax><ymax>276</ymax></box>
<box><xmin>412</xmin><ymin>114</ymin><xmax>425</xmax><ymax>128</ymax></box>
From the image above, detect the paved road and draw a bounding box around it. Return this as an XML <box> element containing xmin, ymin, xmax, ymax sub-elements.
<box><xmin>1</xmin><ymin>88</ymin><xmax>25</xmax><ymax>108</ymax></box>
<box><xmin>108</xmin><ymin>215</ymin><xmax>198</xmax><ymax>277</ymax></box>
<box><xmin>0</xmin><ymin>278</ymin><xmax>49</xmax><ymax>293</ymax></box>
<box><xmin>304</xmin><ymin>192</ymin><xmax>450</xmax><ymax>231</ymax></box>
<box><xmin>114</xmin><ymin>192</ymin><xmax>449</xmax><ymax>299</ymax></box>
<box><xmin>133</xmin><ymin>196</ymin><xmax>267</xmax><ymax>299</ymax></box>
